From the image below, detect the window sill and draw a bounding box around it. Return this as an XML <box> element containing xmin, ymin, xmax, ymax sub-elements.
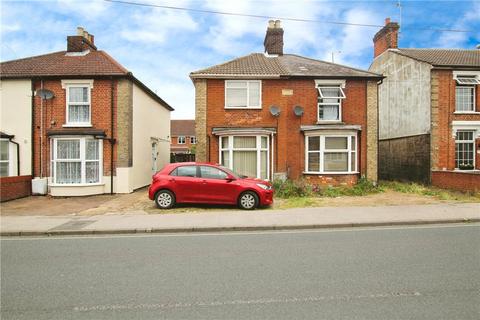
<box><xmin>453</xmin><ymin>169</ymin><xmax>479</xmax><ymax>172</ymax></box>
<box><xmin>453</xmin><ymin>111</ymin><xmax>480</xmax><ymax>115</ymax></box>
<box><xmin>303</xmin><ymin>171</ymin><xmax>359</xmax><ymax>175</ymax></box>
<box><xmin>317</xmin><ymin>120</ymin><xmax>342</xmax><ymax>124</ymax></box>
<box><xmin>50</xmin><ymin>182</ymin><xmax>104</xmax><ymax>187</ymax></box>
<box><xmin>62</xmin><ymin>124</ymin><xmax>93</xmax><ymax>128</ymax></box>
<box><xmin>224</xmin><ymin>107</ymin><xmax>262</xmax><ymax>110</ymax></box>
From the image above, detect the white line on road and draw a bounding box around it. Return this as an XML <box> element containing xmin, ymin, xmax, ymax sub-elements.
<box><xmin>73</xmin><ymin>291</ymin><xmax>422</xmax><ymax>312</ymax></box>
<box><xmin>1</xmin><ymin>223</ymin><xmax>479</xmax><ymax>241</ymax></box>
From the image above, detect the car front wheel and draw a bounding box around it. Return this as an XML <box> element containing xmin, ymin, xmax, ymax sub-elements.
<box><xmin>238</xmin><ymin>191</ymin><xmax>259</xmax><ymax>210</ymax></box>
<box><xmin>155</xmin><ymin>190</ymin><xmax>175</xmax><ymax>209</ymax></box>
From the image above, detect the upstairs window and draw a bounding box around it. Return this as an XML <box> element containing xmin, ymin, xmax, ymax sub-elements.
<box><xmin>455</xmin><ymin>75</ymin><xmax>478</xmax><ymax>112</ymax></box>
<box><xmin>178</xmin><ymin>136</ymin><xmax>186</xmax><ymax>144</ymax></box>
<box><xmin>225</xmin><ymin>80</ymin><xmax>261</xmax><ymax>108</ymax></box>
<box><xmin>62</xmin><ymin>80</ymin><xmax>93</xmax><ymax>126</ymax></box>
<box><xmin>317</xmin><ymin>86</ymin><xmax>346</xmax><ymax>122</ymax></box>
<box><xmin>190</xmin><ymin>136</ymin><xmax>197</xmax><ymax>144</ymax></box>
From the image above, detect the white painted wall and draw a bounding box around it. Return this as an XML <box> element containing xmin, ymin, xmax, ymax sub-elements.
<box><xmin>0</xmin><ymin>79</ymin><xmax>32</xmax><ymax>176</ymax></box>
<box><xmin>132</xmin><ymin>83</ymin><xmax>171</xmax><ymax>190</ymax></box>
<box><xmin>370</xmin><ymin>51</ymin><xmax>432</xmax><ymax>140</ymax></box>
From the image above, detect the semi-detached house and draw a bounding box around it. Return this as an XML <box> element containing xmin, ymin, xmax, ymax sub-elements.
<box><xmin>191</xmin><ymin>21</ymin><xmax>382</xmax><ymax>186</ymax></box>
<box><xmin>370</xmin><ymin>18</ymin><xmax>480</xmax><ymax>191</ymax></box>
<box><xmin>0</xmin><ymin>27</ymin><xmax>173</xmax><ymax>201</ymax></box>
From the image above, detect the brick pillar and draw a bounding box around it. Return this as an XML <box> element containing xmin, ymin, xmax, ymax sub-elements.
<box><xmin>366</xmin><ymin>81</ymin><xmax>378</xmax><ymax>182</ymax></box>
<box><xmin>430</xmin><ymin>71</ymin><xmax>440</xmax><ymax>171</ymax></box>
<box><xmin>194</xmin><ymin>79</ymin><xmax>207</xmax><ymax>162</ymax></box>
<box><xmin>116</xmin><ymin>79</ymin><xmax>133</xmax><ymax>167</ymax></box>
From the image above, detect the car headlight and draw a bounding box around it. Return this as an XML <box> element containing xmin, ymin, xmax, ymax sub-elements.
<box><xmin>256</xmin><ymin>183</ymin><xmax>271</xmax><ymax>190</ymax></box>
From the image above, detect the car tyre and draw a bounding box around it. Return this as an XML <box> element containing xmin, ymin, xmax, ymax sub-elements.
<box><xmin>238</xmin><ymin>191</ymin><xmax>259</xmax><ymax>210</ymax></box>
<box><xmin>155</xmin><ymin>190</ymin><xmax>176</xmax><ymax>209</ymax></box>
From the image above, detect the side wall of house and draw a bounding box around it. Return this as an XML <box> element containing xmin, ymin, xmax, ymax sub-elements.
<box><xmin>132</xmin><ymin>83</ymin><xmax>171</xmax><ymax>190</ymax></box>
<box><xmin>0</xmin><ymin>79</ymin><xmax>32</xmax><ymax>176</ymax></box>
<box><xmin>370</xmin><ymin>51</ymin><xmax>432</xmax><ymax>182</ymax></box>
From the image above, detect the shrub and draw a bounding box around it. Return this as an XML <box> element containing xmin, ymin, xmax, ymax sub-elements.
<box><xmin>272</xmin><ymin>179</ymin><xmax>312</xmax><ymax>198</ymax></box>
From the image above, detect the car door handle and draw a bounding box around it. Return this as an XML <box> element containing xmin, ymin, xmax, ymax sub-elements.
<box><xmin>169</xmin><ymin>178</ymin><xmax>176</xmax><ymax>182</ymax></box>
<box><xmin>201</xmin><ymin>179</ymin><xmax>207</xmax><ymax>184</ymax></box>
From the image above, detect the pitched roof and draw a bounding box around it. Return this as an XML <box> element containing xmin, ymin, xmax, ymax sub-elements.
<box><xmin>393</xmin><ymin>49</ymin><xmax>480</xmax><ymax>67</ymax></box>
<box><xmin>0</xmin><ymin>50</ymin><xmax>129</xmax><ymax>78</ymax></box>
<box><xmin>171</xmin><ymin>120</ymin><xmax>195</xmax><ymax>136</ymax></box>
<box><xmin>190</xmin><ymin>53</ymin><xmax>381</xmax><ymax>79</ymax></box>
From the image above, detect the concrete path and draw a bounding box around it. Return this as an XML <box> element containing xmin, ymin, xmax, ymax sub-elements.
<box><xmin>1</xmin><ymin>203</ymin><xmax>479</xmax><ymax>236</ymax></box>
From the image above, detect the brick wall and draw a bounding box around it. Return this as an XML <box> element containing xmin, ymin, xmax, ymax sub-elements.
<box><xmin>0</xmin><ymin>175</ymin><xmax>32</xmax><ymax>202</ymax></box>
<box><xmin>116</xmin><ymin>79</ymin><xmax>133</xmax><ymax>167</ymax></box>
<box><xmin>194</xmin><ymin>79</ymin><xmax>207</xmax><ymax>162</ymax></box>
<box><xmin>379</xmin><ymin>134</ymin><xmax>431</xmax><ymax>183</ymax></box>
<box><xmin>171</xmin><ymin>135</ymin><xmax>195</xmax><ymax>152</ymax></box>
<box><xmin>431</xmin><ymin>70</ymin><xmax>480</xmax><ymax>171</ymax></box>
<box><xmin>199</xmin><ymin>78</ymin><xmax>373</xmax><ymax>184</ymax></box>
<box><xmin>431</xmin><ymin>171</ymin><xmax>480</xmax><ymax>192</ymax></box>
<box><xmin>32</xmin><ymin>79</ymin><xmax>118</xmax><ymax>179</ymax></box>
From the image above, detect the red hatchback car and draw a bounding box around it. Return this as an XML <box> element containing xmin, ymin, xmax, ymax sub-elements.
<box><xmin>148</xmin><ymin>162</ymin><xmax>273</xmax><ymax>210</ymax></box>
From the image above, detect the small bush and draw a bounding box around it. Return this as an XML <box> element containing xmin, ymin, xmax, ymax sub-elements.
<box><xmin>272</xmin><ymin>179</ymin><xmax>312</xmax><ymax>198</ymax></box>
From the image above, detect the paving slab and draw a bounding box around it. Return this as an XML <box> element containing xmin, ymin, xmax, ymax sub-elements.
<box><xmin>1</xmin><ymin>203</ymin><xmax>479</xmax><ymax>236</ymax></box>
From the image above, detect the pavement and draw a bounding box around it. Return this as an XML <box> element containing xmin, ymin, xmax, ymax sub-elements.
<box><xmin>1</xmin><ymin>202</ymin><xmax>479</xmax><ymax>236</ymax></box>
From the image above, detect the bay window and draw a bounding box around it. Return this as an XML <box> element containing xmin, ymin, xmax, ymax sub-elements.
<box><xmin>225</xmin><ymin>80</ymin><xmax>261</xmax><ymax>108</ymax></box>
<box><xmin>455</xmin><ymin>131</ymin><xmax>475</xmax><ymax>170</ymax></box>
<box><xmin>305</xmin><ymin>134</ymin><xmax>357</xmax><ymax>174</ymax></box>
<box><xmin>0</xmin><ymin>139</ymin><xmax>10</xmax><ymax>177</ymax></box>
<box><xmin>51</xmin><ymin>137</ymin><xmax>102</xmax><ymax>184</ymax></box>
<box><xmin>220</xmin><ymin>135</ymin><xmax>269</xmax><ymax>180</ymax></box>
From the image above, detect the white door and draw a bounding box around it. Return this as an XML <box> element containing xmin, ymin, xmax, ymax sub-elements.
<box><xmin>151</xmin><ymin>141</ymin><xmax>158</xmax><ymax>174</ymax></box>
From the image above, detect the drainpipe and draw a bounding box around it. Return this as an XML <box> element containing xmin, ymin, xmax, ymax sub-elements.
<box><xmin>31</xmin><ymin>81</ymin><xmax>35</xmax><ymax>177</ymax></box>
<box><xmin>40</xmin><ymin>80</ymin><xmax>44</xmax><ymax>178</ymax></box>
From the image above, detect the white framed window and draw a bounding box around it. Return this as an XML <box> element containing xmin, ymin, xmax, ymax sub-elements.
<box><xmin>225</xmin><ymin>80</ymin><xmax>261</xmax><ymax>109</ymax></box>
<box><xmin>455</xmin><ymin>86</ymin><xmax>475</xmax><ymax>112</ymax></box>
<box><xmin>305</xmin><ymin>134</ymin><xmax>357</xmax><ymax>174</ymax></box>
<box><xmin>190</xmin><ymin>136</ymin><xmax>197</xmax><ymax>144</ymax></box>
<box><xmin>0</xmin><ymin>139</ymin><xmax>10</xmax><ymax>177</ymax></box>
<box><xmin>178</xmin><ymin>136</ymin><xmax>186</xmax><ymax>144</ymax></box>
<box><xmin>455</xmin><ymin>131</ymin><xmax>475</xmax><ymax>170</ymax></box>
<box><xmin>51</xmin><ymin>137</ymin><xmax>102</xmax><ymax>185</ymax></box>
<box><xmin>317</xmin><ymin>86</ymin><xmax>346</xmax><ymax>122</ymax></box>
<box><xmin>219</xmin><ymin>135</ymin><xmax>269</xmax><ymax>180</ymax></box>
<box><xmin>61</xmin><ymin>80</ymin><xmax>93</xmax><ymax>126</ymax></box>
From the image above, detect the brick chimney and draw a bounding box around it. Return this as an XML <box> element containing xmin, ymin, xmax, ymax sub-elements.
<box><xmin>373</xmin><ymin>18</ymin><xmax>400</xmax><ymax>58</ymax></box>
<box><xmin>67</xmin><ymin>27</ymin><xmax>97</xmax><ymax>52</ymax></box>
<box><xmin>264</xmin><ymin>20</ymin><xmax>284</xmax><ymax>56</ymax></box>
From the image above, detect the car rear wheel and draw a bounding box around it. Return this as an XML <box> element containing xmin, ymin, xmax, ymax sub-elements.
<box><xmin>155</xmin><ymin>190</ymin><xmax>175</xmax><ymax>209</ymax></box>
<box><xmin>238</xmin><ymin>191</ymin><xmax>259</xmax><ymax>210</ymax></box>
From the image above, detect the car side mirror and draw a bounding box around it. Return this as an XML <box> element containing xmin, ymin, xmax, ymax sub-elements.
<box><xmin>225</xmin><ymin>175</ymin><xmax>236</xmax><ymax>182</ymax></box>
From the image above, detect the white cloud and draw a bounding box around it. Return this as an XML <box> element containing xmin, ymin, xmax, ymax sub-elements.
<box><xmin>436</xmin><ymin>1</ymin><xmax>480</xmax><ymax>48</ymax></box>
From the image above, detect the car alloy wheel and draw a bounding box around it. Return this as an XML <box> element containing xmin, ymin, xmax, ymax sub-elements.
<box><xmin>239</xmin><ymin>191</ymin><xmax>258</xmax><ymax>210</ymax></box>
<box><xmin>155</xmin><ymin>190</ymin><xmax>175</xmax><ymax>209</ymax></box>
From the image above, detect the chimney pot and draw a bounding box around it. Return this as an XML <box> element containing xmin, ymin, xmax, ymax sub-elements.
<box><xmin>385</xmin><ymin>17</ymin><xmax>391</xmax><ymax>25</ymax></box>
<box><xmin>77</xmin><ymin>26</ymin><xmax>84</xmax><ymax>36</ymax></box>
<box><xmin>68</xmin><ymin>27</ymin><xmax>97</xmax><ymax>52</ymax></box>
<box><xmin>274</xmin><ymin>20</ymin><xmax>281</xmax><ymax>28</ymax></box>
<box><xmin>268</xmin><ymin>20</ymin><xmax>275</xmax><ymax>28</ymax></box>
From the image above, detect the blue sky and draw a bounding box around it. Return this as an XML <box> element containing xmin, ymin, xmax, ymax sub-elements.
<box><xmin>1</xmin><ymin>0</ymin><xmax>479</xmax><ymax>119</ymax></box>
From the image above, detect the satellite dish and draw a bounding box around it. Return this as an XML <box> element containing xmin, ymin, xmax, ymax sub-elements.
<box><xmin>293</xmin><ymin>105</ymin><xmax>304</xmax><ymax>116</ymax></box>
<box><xmin>269</xmin><ymin>105</ymin><xmax>280</xmax><ymax>117</ymax></box>
<box><xmin>36</xmin><ymin>89</ymin><xmax>54</xmax><ymax>100</ymax></box>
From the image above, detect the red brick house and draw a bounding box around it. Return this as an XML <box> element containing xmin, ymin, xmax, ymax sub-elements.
<box><xmin>190</xmin><ymin>20</ymin><xmax>381</xmax><ymax>186</ymax></box>
<box><xmin>370</xmin><ymin>19</ymin><xmax>480</xmax><ymax>192</ymax></box>
<box><xmin>0</xmin><ymin>27</ymin><xmax>173</xmax><ymax>200</ymax></box>
<box><xmin>170</xmin><ymin>120</ymin><xmax>196</xmax><ymax>154</ymax></box>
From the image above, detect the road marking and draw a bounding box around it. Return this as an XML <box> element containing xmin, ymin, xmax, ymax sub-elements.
<box><xmin>1</xmin><ymin>223</ymin><xmax>478</xmax><ymax>241</ymax></box>
<box><xmin>73</xmin><ymin>291</ymin><xmax>422</xmax><ymax>312</ymax></box>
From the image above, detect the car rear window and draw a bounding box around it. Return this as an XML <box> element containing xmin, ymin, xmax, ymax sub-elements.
<box><xmin>173</xmin><ymin>165</ymin><xmax>197</xmax><ymax>177</ymax></box>
<box><xmin>199</xmin><ymin>166</ymin><xmax>228</xmax><ymax>180</ymax></box>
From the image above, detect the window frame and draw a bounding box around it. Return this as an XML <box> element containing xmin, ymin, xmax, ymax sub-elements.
<box><xmin>219</xmin><ymin>135</ymin><xmax>269</xmax><ymax>180</ymax></box>
<box><xmin>61</xmin><ymin>80</ymin><xmax>94</xmax><ymax>127</ymax></box>
<box><xmin>224</xmin><ymin>80</ymin><xmax>262</xmax><ymax>109</ymax></box>
<box><xmin>455</xmin><ymin>85</ymin><xmax>476</xmax><ymax>113</ymax></box>
<box><xmin>317</xmin><ymin>85</ymin><xmax>346</xmax><ymax>123</ymax></box>
<box><xmin>190</xmin><ymin>136</ymin><xmax>197</xmax><ymax>144</ymax></box>
<box><xmin>177</xmin><ymin>136</ymin><xmax>186</xmax><ymax>144</ymax></box>
<box><xmin>455</xmin><ymin>130</ymin><xmax>475</xmax><ymax>170</ymax></box>
<box><xmin>50</xmin><ymin>136</ymin><xmax>103</xmax><ymax>186</ymax></box>
<box><xmin>304</xmin><ymin>134</ymin><xmax>357</xmax><ymax>174</ymax></box>
<box><xmin>0</xmin><ymin>138</ymin><xmax>12</xmax><ymax>177</ymax></box>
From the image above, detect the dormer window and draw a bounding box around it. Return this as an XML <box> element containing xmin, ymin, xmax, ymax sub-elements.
<box><xmin>62</xmin><ymin>80</ymin><xmax>93</xmax><ymax>127</ymax></box>
<box><xmin>317</xmin><ymin>85</ymin><xmax>346</xmax><ymax>122</ymax></box>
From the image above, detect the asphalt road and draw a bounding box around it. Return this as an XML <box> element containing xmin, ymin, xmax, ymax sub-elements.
<box><xmin>1</xmin><ymin>224</ymin><xmax>479</xmax><ymax>320</ymax></box>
